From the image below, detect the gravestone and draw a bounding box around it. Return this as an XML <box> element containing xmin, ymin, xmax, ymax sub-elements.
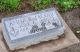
<box><xmin>2</xmin><ymin>8</ymin><xmax>65</xmax><ymax>50</ymax></box>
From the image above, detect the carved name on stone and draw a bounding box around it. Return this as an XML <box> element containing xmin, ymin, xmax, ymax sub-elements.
<box><xmin>2</xmin><ymin>8</ymin><xmax>64</xmax><ymax>50</ymax></box>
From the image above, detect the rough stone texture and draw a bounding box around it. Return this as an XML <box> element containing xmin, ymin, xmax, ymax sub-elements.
<box><xmin>2</xmin><ymin>8</ymin><xmax>64</xmax><ymax>50</ymax></box>
<box><xmin>0</xmin><ymin>9</ymin><xmax>79</xmax><ymax>52</ymax></box>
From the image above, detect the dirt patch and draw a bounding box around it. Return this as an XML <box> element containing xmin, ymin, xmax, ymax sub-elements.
<box><xmin>55</xmin><ymin>8</ymin><xmax>80</xmax><ymax>52</ymax></box>
<box><xmin>62</xmin><ymin>8</ymin><xmax>80</xmax><ymax>29</ymax></box>
<box><xmin>61</xmin><ymin>8</ymin><xmax>80</xmax><ymax>39</ymax></box>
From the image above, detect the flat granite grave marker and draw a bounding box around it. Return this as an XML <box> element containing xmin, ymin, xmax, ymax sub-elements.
<box><xmin>2</xmin><ymin>8</ymin><xmax>65</xmax><ymax>50</ymax></box>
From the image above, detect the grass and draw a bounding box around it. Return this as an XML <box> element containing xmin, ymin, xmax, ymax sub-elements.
<box><xmin>29</xmin><ymin>0</ymin><xmax>53</xmax><ymax>11</ymax></box>
<box><xmin>0</xmin><ymin>0</ymin><xmax>20</xmax><ymax>12</ymax></box>
<box><xmin>54</xmin><ymin>0</ymin><xmax>80</xmax><ymax>11</ymax></box>
<box><xmin>0</xmin><ymin>0</ymin><xmax>80</xmax><ymax>12</ymax></box>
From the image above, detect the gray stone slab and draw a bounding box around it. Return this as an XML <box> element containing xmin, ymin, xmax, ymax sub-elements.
<box><xmin>2</xmin><ymin>8</ymin><xmax>64</xmax><ymax>50</ymax></box>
